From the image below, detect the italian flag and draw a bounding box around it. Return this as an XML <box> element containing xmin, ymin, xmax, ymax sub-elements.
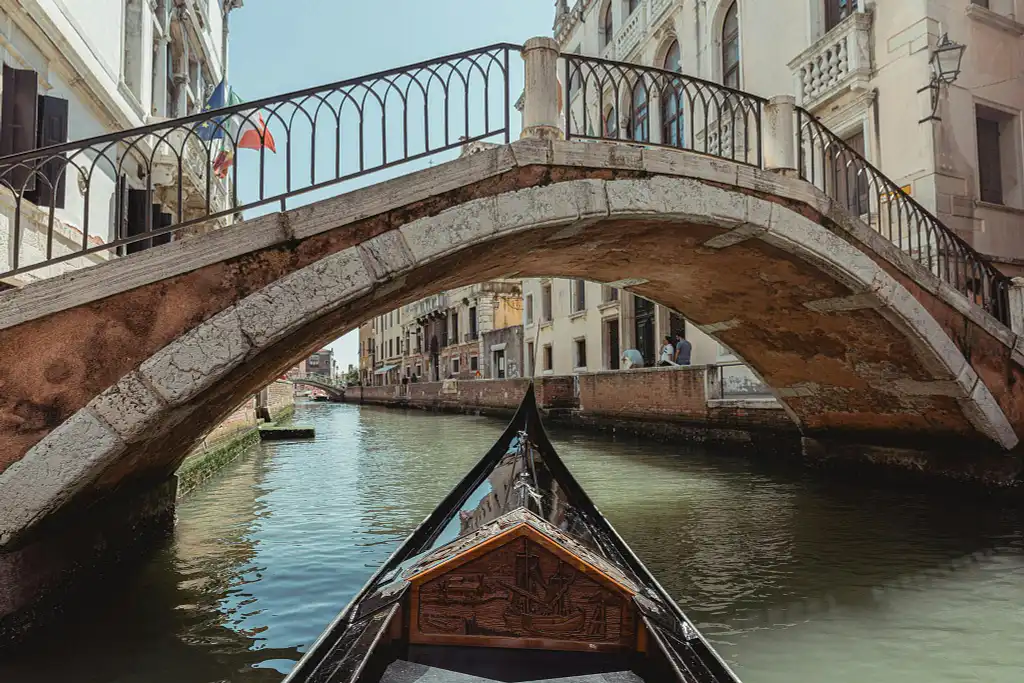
<box><xmin>212</xmin><ymin>89</ymin><xmax>276</xmax><ymax>177</ymax></box>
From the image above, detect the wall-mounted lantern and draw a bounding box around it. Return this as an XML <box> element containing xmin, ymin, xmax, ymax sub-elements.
<box><xmin>920</xmin><ymin>33</ymin><xmax>967</xmax><ymax>122</ymax></box>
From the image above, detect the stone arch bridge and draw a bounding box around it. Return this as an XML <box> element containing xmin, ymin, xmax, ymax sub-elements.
<box><xmin>1</xmin><ymin>38</ymin><xmax>1023</xmax><ymax>643</ymax></box>
<box><xmin>290</xmin><ymin>378</ymin><xmax>346</xmax><ymax>401</ymax></box>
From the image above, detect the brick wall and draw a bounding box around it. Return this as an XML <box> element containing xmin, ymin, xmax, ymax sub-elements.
<box><xmin>267</xmin><ymin>380</ymin><xmax>295</xmax><ymax>420</ymax></box>
<box><xmin>576</xmin><ymin>366</ymin><xmax>707</xmax><ymax>421</ymax></box>
<box><xmin>346</xmin><ymin>368</ymin><xmax>797</xmax><ymax>440</ymax></box>
<box><xmin>201</xmin><ymin>397</ymin><xmax>257</xmax><ymax>450</ymax></box>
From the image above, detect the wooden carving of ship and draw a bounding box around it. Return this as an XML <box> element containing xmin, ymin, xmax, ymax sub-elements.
<box><xmin>282</xmin><ymin>384</ymin><xmax>743</xmax><ymax>683</ymax></box>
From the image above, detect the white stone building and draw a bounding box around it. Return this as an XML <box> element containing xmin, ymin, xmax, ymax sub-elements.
<box><xmin>530</xmin><ymin>0</ymin><xmax>1024</xmax><ymax>387</ymax></box>
<box><xmin>521</xmin><ymin>278</ymin><xmax>742</xmax><ymax>374</ymax></box>
<box><xmin>0</xmin><ymin>0</ymin><xmax>242</xmax><ymax>287</ymax></box>
<box><xmin>553</xmin><ymin>0</ymin><xmax>1024</xmax><ymax>274</ymax></box>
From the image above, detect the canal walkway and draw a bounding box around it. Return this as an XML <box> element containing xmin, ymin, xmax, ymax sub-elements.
<box><xmin>1</xmin><ymin>401</ymin><xmax>1022</xmax><ymax>683</ymax></box>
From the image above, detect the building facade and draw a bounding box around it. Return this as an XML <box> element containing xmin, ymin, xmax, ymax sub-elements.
<box><xmin>522</xmin><ymin>278</ymin><xmax>723</xmax><ymax>375</ymax></box>
<box><xmin>0</xmin><ymin>0</ymin><xmax>241</xmax><ymax>286</ymax></box>
<box><xmin>304</xmin><ymin>348</ymin><xmax>334</xmax><ymax>383</ymax></box>
<box><xmin>553</xmin><ymin>0</ymin><xmax>1024</xmax><ymax>274</ymax></box>
<box><xmin>360</xmin><ymin>281</ymin><xmax>525</xmax><ymax>385</ymax></box>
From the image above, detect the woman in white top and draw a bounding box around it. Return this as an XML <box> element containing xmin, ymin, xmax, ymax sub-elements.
<box><xmin>658</xmin><ymin>336</ymin><xmax>677</xmax><ymax>367</ymax></box>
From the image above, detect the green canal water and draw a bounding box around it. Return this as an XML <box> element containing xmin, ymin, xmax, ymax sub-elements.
<box><xmin>2</xmin><ymin>401</ymin><xmax>1023</xmax><ymax>682</ymax></box>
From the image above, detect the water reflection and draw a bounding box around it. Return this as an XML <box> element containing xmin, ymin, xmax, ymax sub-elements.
<box><xmin>1</xmin><ymin>402</ymin><xmax>1022</xmax><ymax>683</ymax></box>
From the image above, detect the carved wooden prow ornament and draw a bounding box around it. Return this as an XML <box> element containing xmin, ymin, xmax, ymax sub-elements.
<box><xmin>406</xmin><ymin>512</ymin><xmax>645</xmax><ymax>653</ymax></box>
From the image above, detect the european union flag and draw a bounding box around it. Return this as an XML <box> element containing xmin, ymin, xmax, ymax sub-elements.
<box><xmin>197</xmin><ymin>80</ymin><xmax>227</xmax><ymax>141</ymax></box>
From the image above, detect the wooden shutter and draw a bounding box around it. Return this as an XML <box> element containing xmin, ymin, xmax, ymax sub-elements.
<box><xmin>125</xmin><ymin>188</ymin><xmax>151</xmax><ymax>254</ymax></box>
<box><xmin>25</xmin><ymin>95</ymin><xmax>69</xmax><ymax>209</ymax></box>
<box><xmin>1</xmin><ymin>65</ymin><xmax>39</xmax><ymax>191</ymax></box>
<box><xmin>152</xmin><ymin>209</ymin><xmax>173</xmax><ymax>246</ymax></box>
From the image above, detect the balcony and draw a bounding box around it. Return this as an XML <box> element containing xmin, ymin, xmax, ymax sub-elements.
<box><xmin>788</xmin><ymin>10</ymin><xmax>873</xmax><ymax>111</ymax></box>
<box><xmin>151</xmin><ymin>128</ymin><xmax>230</xmax><ymax>218</ymax></box>
<box><xmin>403</xmin><ymin>292</ymin><xmax>449</xmax><ymax>320</ymax></box>
<box><xmin>615</xmin><ymin>1</ymin><xmax>647</xmax><ymax>59</ymax></box>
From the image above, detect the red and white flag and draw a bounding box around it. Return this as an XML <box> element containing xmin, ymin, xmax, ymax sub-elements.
<box><xmin>237</xmin><ymin>112</ymin><xmax>277</xmax><ymax>153</ymax></box>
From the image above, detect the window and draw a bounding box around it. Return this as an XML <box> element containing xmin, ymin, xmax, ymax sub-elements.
<box><xmin>601</xmin><ymin>3</ymin><xmax>614</xmax><ymax>48</ymax></box>
<box><xmin>825</xmin><ymin>0</ymin><xmax>853</xmax><ymax>32</ymax></box>
<box><xmin>451</xmin><ymin>311</ymin><xmax>460</xmax><ymax>343</ymax></box>
<box><xmin>722</xmin><ymin>2</ymin><xmax>740</xmax><ymax>88</ymax></box>
<box><xmin>572</xmin><ymin>279</ymin><xmax>586</xmax><ymax>312</ymax></box>
<box><xmin>526</xmin><ymin>341</ymin><xmax>535</xmax><ymax>375</ymax></box>
<box><xmin>469</xmin><ymin>306</ymin><xmax>478</xmax><ymax>340</ymax></box>
<box><xmin>416</xmin><ymin>364</ymin><xmax>422</xmax><ymax>376</ymax></box>
<box><xmin>661</xmin><ymin>40</ymin><xmax>684</xmax><ymax>148</ymax></box>
<box><xmin>575</xmin><ymin>338</ymin><xmax>587</xmax><ymax>369</ymax></box>
<box><xmin>525</xmin><ymin>294</ymin><xmax>534</xmax><ymax>325</ymax></box>
<box><xmin>541</xmin><ymin>283</ymin><xmax>553</xmax><ymax>322</ymax></box>
<box><xmin>604</xmin><ymin>108</ymin><xmax>618</xmax><ymax>138</ymax></box>
<box><xmin>602</xmin><ymin>285</ymin><xmax>619</xmax><ymax>302</ymax></box>
<box><xmin>122</xmin><ymin>0</ymin><xmax>145</xmax><ymax>101</ymax></box>
<box><xmin>971</xmin><ymin>0</ymin><xmax>989</xmax><ymax>7</ymax></box>
<box><xmin>452</xmin><ymin>357</ymin><xmax>460</xmax><ymax>374</ymax></box>
<box><xmin>543</xmin><ymin>344</ymin><xmax>554</xmax><ymax>371</ymax></box>
<box><xmin>630</xmin><ymin>81</ymin><xmax>649</xmax><ymax>142</ymax></box>
<box><xmin>628</xmin><ymin>0</ymin><xmax>641</xmax><ymax>14</ymax></box>
<box><xmin>976</xmin><ymin>105</ymin><xmax>1017</xmax><ymax>206</ymax></box>
<box><xmin>470</xmin><ymin>356</ymin><xmax>479</xmax><ymax>371</ymax></box>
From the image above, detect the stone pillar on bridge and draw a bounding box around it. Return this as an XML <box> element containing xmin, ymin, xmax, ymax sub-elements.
<box><xmin>1008</xmin><ymin>277</ymin><xmax>1024</xmax><ymax>336</ymax></box>
<box><xmin>762</xmin><ymin>95</ymin><xmax>797</xmax><ymax>173</ymax></box>
<box><xmin>521</xmin><ymin>36</ymin><xmax>563</xmax><ymax>141</ymax></box>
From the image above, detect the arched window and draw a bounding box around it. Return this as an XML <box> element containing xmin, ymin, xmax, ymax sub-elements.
<box><xmin>722</xmin><ymin>2</ymin><xmax>740</xmax><ymax>88</ymax></box>
<box><xmin>602</xmin><ymin>3</ymin><xmax>614</xmax><ymax>47</ymax></box>
<box><xmin>604</xmin><ymin>108</ymin><xmax>618</xmax><ymax>138</ymax></box>
<box><xmin>628</xmin><ymin>0</ymin><xmax>641</xmax><ymax>14</ymax></box>
<box><xmin>630</xmin><ymin>81</ymin><xmax>649</xmax><ymax>142</ymax></box>
<box><xmin>661</xmin><ymin>40</ymin><xmax>683</xmax><ymax>147</ymax></box>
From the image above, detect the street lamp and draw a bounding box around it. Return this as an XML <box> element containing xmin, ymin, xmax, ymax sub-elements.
<box><xmin>921</xmin><ymin>33</ymin><xmax>967</xmax><ymax>122</ymax></box>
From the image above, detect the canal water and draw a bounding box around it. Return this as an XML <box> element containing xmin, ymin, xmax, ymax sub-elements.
<box><xmin>2</xmin><ymin>401</ymin><xmax>1023</xmax><ymax>683</ymax></box>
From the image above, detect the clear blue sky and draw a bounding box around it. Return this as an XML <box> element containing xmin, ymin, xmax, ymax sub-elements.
<box><xmin>228</xmin><ymin>0</ymin><xmax>553</xmax><ymax>372</ymax></box>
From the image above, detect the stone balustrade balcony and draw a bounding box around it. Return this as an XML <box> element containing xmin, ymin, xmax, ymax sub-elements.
<box><xmin>788</xmin><ymin>10</ymin><xmax>873</xmax><ymax>111</ymax></box>
<box><xmin>615</xmin><ymin>0</ymin><xmax>647</xmax><ymax>59</ymax></box>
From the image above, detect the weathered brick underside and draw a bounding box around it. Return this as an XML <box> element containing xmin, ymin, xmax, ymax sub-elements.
<box><xmin>1</xmin><ymin>140</ymin><xmax>1022</xmax><ymax>553</ymax></box>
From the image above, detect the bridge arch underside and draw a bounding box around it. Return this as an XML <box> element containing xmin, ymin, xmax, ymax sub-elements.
<box><xmin>3</xmin><ymin>144</ymin><xmax>1024</xmax><ymax>558</ymax></box>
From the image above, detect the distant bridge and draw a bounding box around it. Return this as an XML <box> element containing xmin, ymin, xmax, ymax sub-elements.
<box><xmin>2</xmin><ymin>36</ymin><xmax>1024</xmax><ymax>645</ymax></box>
<box><xmin>289</xmin><ymin>378</ymin><xmax>345</xmax><ymax>400</ymax></box>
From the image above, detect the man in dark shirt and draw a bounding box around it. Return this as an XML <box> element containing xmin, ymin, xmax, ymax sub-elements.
<box><xmin>674</xmin><ymin>333</ymin><xmax>692</xmax><ymax>366</ymax></box>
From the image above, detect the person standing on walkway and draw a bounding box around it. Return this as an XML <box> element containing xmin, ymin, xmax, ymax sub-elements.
<box><xmin>674</xmin><ymin>333</ymin><xmax>692</xmax><ymax>366</ymax></box>
<box><xmin>658</xmin><ymin>337</ymin><xmax>677</xmax><ymax>367</ymax></box>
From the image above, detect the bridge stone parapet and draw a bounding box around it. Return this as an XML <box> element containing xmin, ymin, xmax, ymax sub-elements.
<box><xmin>2</xmin><ymin>138</ymin><xmax>1024</xmax><ymax>645</ymax></box>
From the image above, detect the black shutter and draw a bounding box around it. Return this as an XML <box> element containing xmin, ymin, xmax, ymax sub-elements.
<box><xmin>125</xmin><ymin>188</ymin><xmax>150</xmax><ymax>254</ymax></box>
<box><xmin>151</xmin><ymin>206</ymin><xmax>173</xmax><ymax>246</ymax></box>
<box><xmin>1</xmin><ymin>65</ymin><xmax>39</xmax><ymax>191</ymax></box>
<box><xmin>25</xmin><ymin>95</ymin><xmax>69</xmax><ymax>209</ymax></box>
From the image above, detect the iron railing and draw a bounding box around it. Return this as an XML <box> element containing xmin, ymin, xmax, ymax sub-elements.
<box><xmin>562</xmin><ymin>53</ymin><xmax>765</xmax><ymax>167</ymax></box>
<box><xmin>0</xmin><ymin>43</ymin><xmax>1012</xmax><ymax>328</ymax></box>
<box><xmin>0</xmin><ymin>43</ymin><xmax>517</xmax><ymax>277</ymax></box>
<box><xmin>796</xmin><ymin>107</ymin><xmax>1010</xmax><ymax>321</ymax></box>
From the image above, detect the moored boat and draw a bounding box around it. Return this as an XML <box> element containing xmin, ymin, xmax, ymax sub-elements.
<box><xmin>283</xmin><ymin>384</ymin><xmax>742</xmax><ymax>683</ymax></box>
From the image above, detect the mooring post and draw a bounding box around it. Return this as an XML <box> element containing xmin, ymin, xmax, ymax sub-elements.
<box><xmin>521</xmin><ymin>36</ymin><xmax>563</xmax><ymax>141</ymax></box>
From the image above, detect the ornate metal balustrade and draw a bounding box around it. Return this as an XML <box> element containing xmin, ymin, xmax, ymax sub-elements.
<box><xmin>562</xmin><ymin>53</ymin><xmax>765</xmax><ymax>167</ymax></box>
<box><xmin>796</xmin><ymin>107</ymin><xmax>1010</xmax><ymax>321</ymax></box>
<box><xmin>0</xmin><ymin>43</ymin><xmax>516</xmax><ymax>278</ymax></box>
<box><xmin>0</xmin><ymin>41</ymin><xmax>1011</xmax><ymax>327</ymax></box>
